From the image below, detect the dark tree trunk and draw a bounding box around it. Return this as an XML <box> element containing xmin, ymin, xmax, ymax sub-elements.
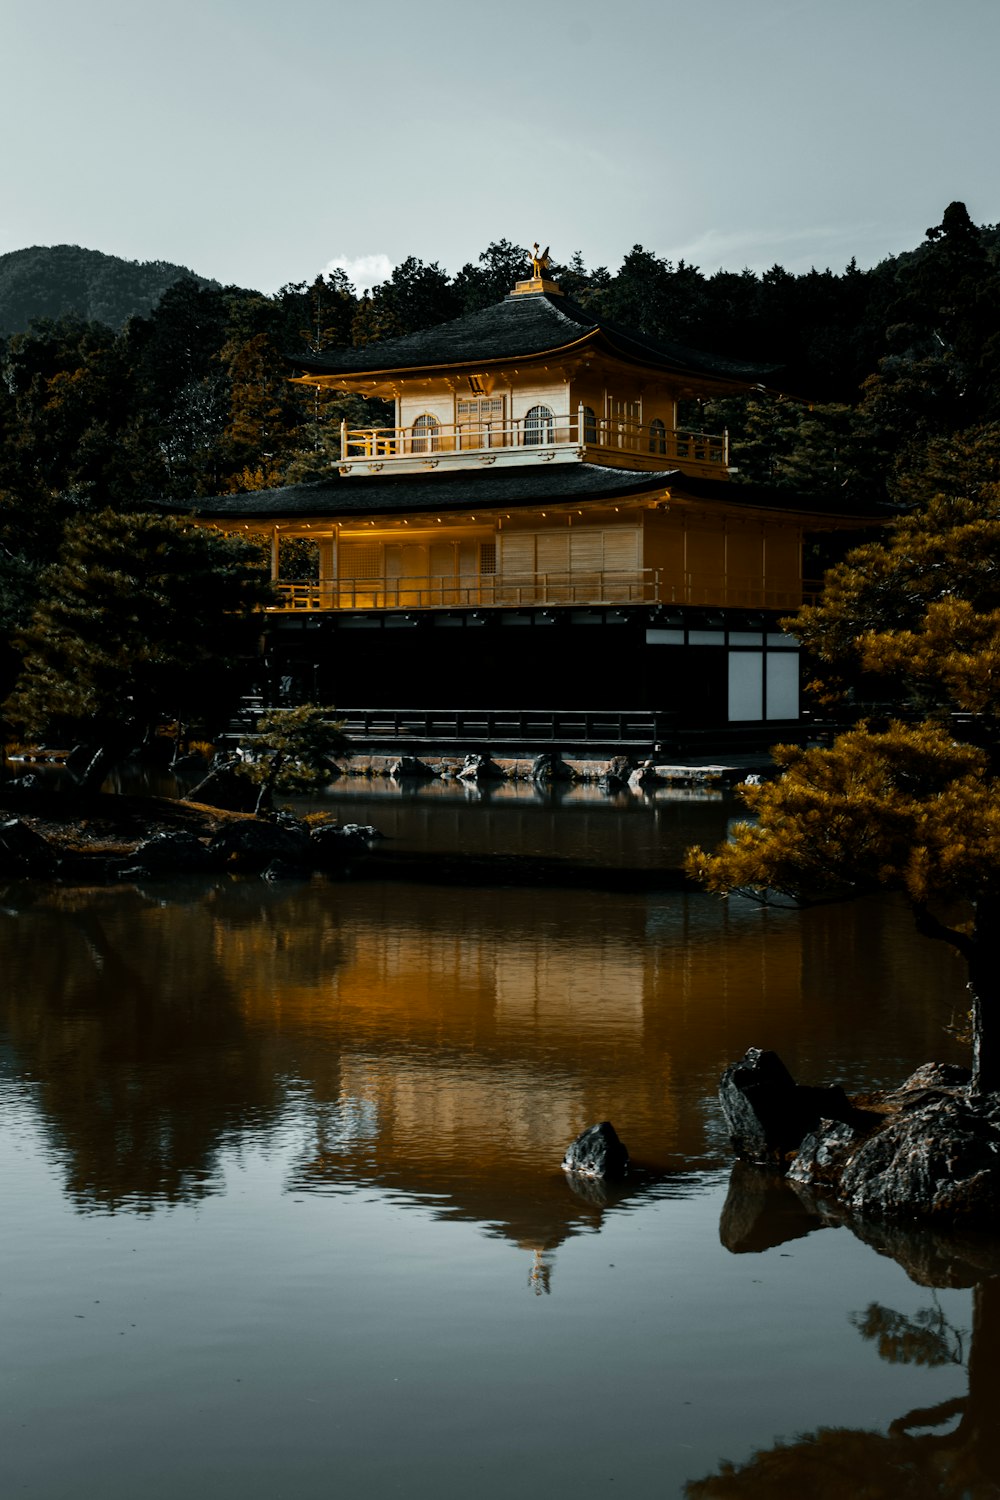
<box><xmin>964</xmin><ymin>1278</ymin><xmax>1000</xmax><ymax>1484</ymax></box>
<box><xmin>970</xmin><ymin>895</ymin><xmax>1000</xmax><ymax>1094</ymax></box>
<box><xmin>69</xmin><ymin>743</ymin><xmax>124</xmax><ymax>795</ymax></box>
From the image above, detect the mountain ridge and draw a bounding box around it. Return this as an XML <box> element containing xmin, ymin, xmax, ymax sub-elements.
<box><xmin>0</xmin><ymin>243</ymin><xmax>222</xmax><ymax>336</ymax></box>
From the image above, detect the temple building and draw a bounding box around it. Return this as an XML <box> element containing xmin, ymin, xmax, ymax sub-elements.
<box><xmin>180</xmin><ymin>256</ymin><xmax>870</xmax><ymax>747</ymax></box>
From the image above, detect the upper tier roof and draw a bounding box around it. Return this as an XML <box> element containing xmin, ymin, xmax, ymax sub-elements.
<box><xmin>289</xmin><ymin>292</ymin><xmax>777</xmax><ymax>386</ymax></box>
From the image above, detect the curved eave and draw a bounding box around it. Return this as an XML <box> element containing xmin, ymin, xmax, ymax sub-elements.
<box><xmin>287</xmin><ymin>326</ymin><xmax>775</xmax><ymax>392</ymax></box>
<box><xmin>157</xmin><ymin>465</ymin><xmax>880</xmax><ymax>528</ymax></box>
<box><xmin>288</xmin><ymin>328</ymin><xmax>600</xmax><ymax>385</ymax></box>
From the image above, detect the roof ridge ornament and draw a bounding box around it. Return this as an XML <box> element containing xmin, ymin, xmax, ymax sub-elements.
<box><xmin>513</xmin><ymin>242</ymin><xmax>562</xmax><ymax>296</ymax></box>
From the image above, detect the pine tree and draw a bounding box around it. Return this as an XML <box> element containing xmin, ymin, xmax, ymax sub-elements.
<box><xmin>5</xmin><ymin>510</ymin><xmax>272</xmax><ymax>790</ymax></box>
<box><xmin>687</xmin><ymin>450</ymin><xmax>1000</xmax><ymax>1090</ymax></box>
<box><xmin>237</xmin><ymin>705</ymin><xmax>348</xmax><ymax>813</ymax></box>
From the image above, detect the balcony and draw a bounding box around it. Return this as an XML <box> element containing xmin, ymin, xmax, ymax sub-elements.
<box><xmin>338</xmin><ymin>412</ymin><xmax>728</xmax><ymax>478</ymax></box>
<box><xmin>269</xmin><ymin>571</ymin><xmax>810</xmax><ymax>613</ymax></box>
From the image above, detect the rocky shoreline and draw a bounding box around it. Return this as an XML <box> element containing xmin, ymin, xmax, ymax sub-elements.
<box><xmin>0</xmin><ymin>788</ymin><xmax>384</xmax><ymax>883</ymax></box>
<box><xmin>0</xmin><ymin>787</ymin><xmax>697</xmax><ymax>891</ymax></box>
<box><xmin>720</xmin><ymin>1047</ymin><xmax>1000</xmax><ymax>1226</ymax></box>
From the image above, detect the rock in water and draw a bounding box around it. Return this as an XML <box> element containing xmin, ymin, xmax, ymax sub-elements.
<box><xmin>208</xmin><ymin>818</ymin><xmax>311</xmax><ymax>870</ymax></box>
<box><xmin>0</xmin><ymin>817</ymin><xmax>57</xmax><ymax>876</ymax></box>
<box><xmin>388</xmin><ymin>755</ymin><xmax>434</xmax><ymax>780</ymax></box>
<box><xmin>561</xmin><ymin>1121</ymin><xmax>629</xmax><ymax>1179</ymax></box>
<box><xmin>125</xmin><ymin>830</ymin><xmax>214</xmax><ymax>875</ymax></box>
<box><xmin>457</xmin><ymin>753</ymin><xmax>502</xmax><ymax>783</ymax></box>
<box><xmin>719</xmin><ymin>1047</ymin><xmax>855</xmax><ymax>1163</ymax></box>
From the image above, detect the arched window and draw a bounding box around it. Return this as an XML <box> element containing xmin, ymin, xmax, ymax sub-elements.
<box><xmin>648</xmin><ymin>417</ymin><xmax>667</xmax><ymax>455</ymax></box>
<box><xmin>523</xmin><ymin>404</ymin><xmax>554</xmax><ymax>445</ymax></box>
<box><xmin>582</xmin><ymin>405</ymin><xmax>598</xmax><ymax>444</ymax></box>
<box><xmin>411</xmin><ymin>413</ymin><xmax>440</xmax><ymax>453</ymax></box>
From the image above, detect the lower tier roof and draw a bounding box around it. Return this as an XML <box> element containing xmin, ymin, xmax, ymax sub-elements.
<box><xmin>165</xmin><ymin>465</ymin><xmax>876</xmax><ymax>523</ymax></box>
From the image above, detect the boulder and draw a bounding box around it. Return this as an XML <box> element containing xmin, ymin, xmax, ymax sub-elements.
<box><xmin>457</xmin><ymin>753</ymin><xmax>503</xmax><ymax>783</ymax></box>
<box><xmin>0</xmin><ymin>817</ymin><xmax>57</xmax><ymax>876</ymax></box>
<box><xmin>531</xmin><ymin>752</ymin><xmax>574</xmax><ymax>784</ymax></box>
<box><xmin>786</xmin><ymin>1119</ymin><xmax>860</xmax><ymax>1191</ymax></box>
<box><xmin>883</xmin><ymin>1060</ymin><xmax>973</xmax><ymax>1099</ymax></box>
<box><xmin>719</xmin><ymin>1047</ymin><xmax>857</xmax><ymax>1164</ymax></box>
<box><xmin>388</xmin><ymin>755</ymin><xmax>435</xmax><ymax>780</ymax></box>
<box><xmin>208</xmin><ymin>818</ymin><xmax>312</xmax><ymax>870</ymax></box>
<box><xmin>784</xmin><ymin>1061</ymin><xmax>1000</xmax><ymax>1226</ymax></box>
<box><xmin>309</xmin><ymin>822</ymin><xmax>382</xmax><ymax>869</ymax></box>
<box><xmin>628</xmin><ymin>762</ymin><xmax>660</xmax><ymax>791</ymax></box>
<box><xmin>598</xmin><ymin>755</ymin><xmax>632</xmax><ymax>791</ymax></box>
<box><xmin>561</xmin><ymin>1121</ymin><xmax>629</xmax><ymax>1179</ymax></box>
<box><xmin>123</xmin><ymin>830</ymin><xmax>215</xmax><ymax>876</ymax></box>
<box><xmin>839</xmin><ymin>1091</ymin><xmax>1000</xmax><ymax>1224</ymax></box>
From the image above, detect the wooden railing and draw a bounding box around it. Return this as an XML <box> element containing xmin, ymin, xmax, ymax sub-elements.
<box><xmin>270</xmin><ymin>570</ymin><xmax>810</xmax><ymax>612</ymax></box>
<box><xmin>340</xmin><ymin>412</ymin><xmax>728</xmax><ymax>470</ymax></box>
<box><xmin>231</xmin><ymin>705</ymin><xmax>810</xmax><ymax>751</ymax></box>
<box><xmin>334</xmin><ymin>707</ymin><xmax>673</xmax><ymax>745</ymax></box>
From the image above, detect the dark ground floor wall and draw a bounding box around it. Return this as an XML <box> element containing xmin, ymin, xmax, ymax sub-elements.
<box><xmin>263</xmin><ymin>604</ymin><xmax>801</xmax><ymax>731</ymax></box>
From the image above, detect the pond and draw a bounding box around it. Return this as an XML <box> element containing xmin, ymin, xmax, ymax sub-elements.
<box><xmin>0</xmin><ymin>790</ymin><xmax>992</xmax><ymax>1497</ymax></box>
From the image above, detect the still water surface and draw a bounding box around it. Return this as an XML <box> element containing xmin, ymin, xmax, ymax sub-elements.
<box><xmin>1</xmin><ymin>789</ymin><xmax>994</xmax><ymax>1497</ymax></box>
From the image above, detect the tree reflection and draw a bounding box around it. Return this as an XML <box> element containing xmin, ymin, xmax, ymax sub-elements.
<box><xmin>0</xmin><ymin>880</ymin><xmax>347</xmax><ymax>1211</ymax></box>
<box><xmin>0</xmin><ymin>878</ymin><xmax>665</xmax><ymax>1253</ymax></box>
<box><xmin>851</xmin><ymin>1299</ymin><xmax>965</xmax><ymax>1370</ymax></box>
<box><xmin>690</xmin><ymin>1166</ymin><xmax>1000</xmax><ymax>1497</ymax></box>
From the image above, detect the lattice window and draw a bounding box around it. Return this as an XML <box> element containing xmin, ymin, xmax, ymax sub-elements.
<box><xmin>340</xmin><ymin>544</ymin><xmax>381</xmax><ymax>579</ymax></box>
<box><xmin>412</xmin><ymin>413</ymin><xmax>440</xmax><ymax>453</ymax></box>
<box><xmin>457</xmin><ymin>398</ymin><xmax>504</xmax><ymax>420</ymax></box>
<box><xmin>523</xmin><ymin>404</ymin><xmax>554</xmax><ymax>445</ymax></box>
<box><xmin>457</xmin><ymin>397</ymin><xmax>505</xmax><ymax>450</ymax></box>
<box><xmin>479</xmin><ymin>542</ymin><xmax>497</xmax><ymax>575</ymax></box>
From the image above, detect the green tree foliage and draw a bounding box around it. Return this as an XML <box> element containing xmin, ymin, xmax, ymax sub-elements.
<box><xmin>351</xmin><ymin>256</ymin><xmax>459</xmax><ymax>345</ymax></box>
<box><xmin>4</xmin><ymin>511</ymin><xmax>272</xmax><ymax>790</ymax></box>
<box><xmin>276</xmin><ymin>270</ymin><xmax>365</xmax><ymax>477</ymax></box>
<box><xmin>688</xmin><ymin>455</ymin><xmax>1000</xmax><ymax>1088</ymax></box>
<box><xmin>0</xmin><ymin>316</ymin><xmax>128</xmax><ymax>495</ymax></box>
<box><xmin>452</xmin><ymin>239</ymin><xmax>532</xmax><ymax>311</ymax></box>
<box><xmin>705</xmin><ymin>393</ymin><xmax>858</xmax><ymax>504</ymax></box>
<box><xmin>237</xmin><ymin>704</ymin><xmax>348</xmax><ymax>813</ymax></box>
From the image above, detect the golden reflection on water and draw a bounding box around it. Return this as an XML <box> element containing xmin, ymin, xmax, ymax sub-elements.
<box><xmin>0</xmin><ymin>875</ymin><xmax>967</xmax><ymax>1245</ymax></box>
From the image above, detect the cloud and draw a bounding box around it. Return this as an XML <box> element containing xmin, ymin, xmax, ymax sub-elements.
<box><xmin>322</xmin><ymin>253</ymin><xmax>395</xmax><ymax>292</ymax></box>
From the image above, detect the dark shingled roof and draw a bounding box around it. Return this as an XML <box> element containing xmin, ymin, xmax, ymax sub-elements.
<box><xmin>289</xmin><ymin>292</ymin><xmax>776</xmax><ymax>385</ymax></box>
<box><xmin>163</xmin><ymin>464</ymin><xmax>870</xmax><ymax>523</ymax></box>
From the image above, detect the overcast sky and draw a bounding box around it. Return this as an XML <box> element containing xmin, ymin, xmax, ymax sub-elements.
<box><xmin>3</xmin><ymin>0</ymin><xmax>998</xmax><ymax>293</ymax></box>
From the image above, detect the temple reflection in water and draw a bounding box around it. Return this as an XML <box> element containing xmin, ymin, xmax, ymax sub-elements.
<box><xmin>0</xmin><ymin>874</ymin><xmax>966</xmax><ymax>1272</ymax></box>
<box><xmin>3</xmin><ymin>862</ymin><xmax>995</xmax><ymax>1499</ymax></box>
